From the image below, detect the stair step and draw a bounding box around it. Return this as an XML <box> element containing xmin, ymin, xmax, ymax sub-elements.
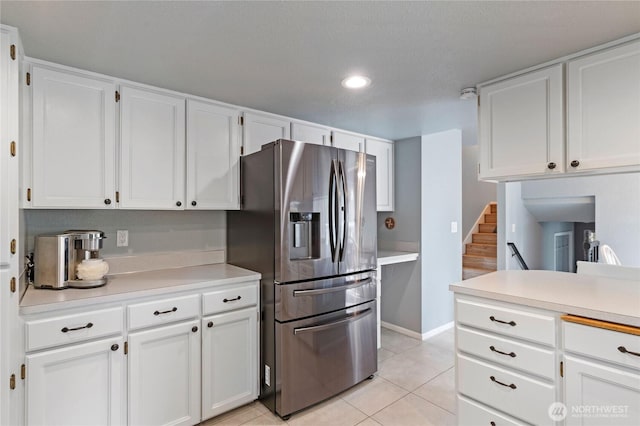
<box><xmin>463</xmin><ymin>267</ymin><xmax>495</xmax><ymax>280</ymax></box>
<box><xmin>479</xmin><ymin>223</ymin><xmax>497</xmax><ymax>233</ymax></box>
<box><xmin>490</xmin><ymin>204</ymin><xmax>497</xmax><ymax>214</ymax></box>
<box><xmin>463</xmin><ymin>254</ymin><xmax>497</xmax><ymax>269</ymax></box>
<box><xmin>484</xmin><ymin>213</ymin><xmax>497</xmax><ymax>224</ymax></box>
<box><xmin>466</xmin><ymin>243</ymin><xmax>497</xmax><ymax>257</ymax></box>
<box><xmin>473</xmin><ymin>233</ymin><xmax>497</xmax><ymax>244</ymax></box>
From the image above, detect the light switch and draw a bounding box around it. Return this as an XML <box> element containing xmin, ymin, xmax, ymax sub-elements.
<box><xmin>451</xmin><ymin>221</ymin><xmax>458</xmax><ymax>233</ymax></box>
<box><xmin>511</xmin><ymin>224</ymin><xmax>516</xmax><ymax>233</ymax></box>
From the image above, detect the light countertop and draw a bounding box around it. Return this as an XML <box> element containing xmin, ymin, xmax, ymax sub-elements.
<box><xmin>450</xmin><ymin>270</ymin><xmax>640</xmax><ymax>327</ymax></box>
<box><xmin>378</xmin><ymin>250</ymin><xmax>419</xmax><ymax>266</ymax></box>
<box><xmin>20</xmin><ymin>263</ymin><xmax>260</xmax><ymax>315</ymax></box>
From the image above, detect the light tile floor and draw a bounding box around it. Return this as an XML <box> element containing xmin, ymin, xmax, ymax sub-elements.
<box><xmin>201</xmin><ymin>327</ymin><xmax>456</xmax><ymax>426</ymax></box>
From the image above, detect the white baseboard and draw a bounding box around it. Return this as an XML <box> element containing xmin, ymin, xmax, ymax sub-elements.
<box><xmin>381</xmin><ymin>320</ymin><xmax>454</xmax><ymax>341</ymax></box>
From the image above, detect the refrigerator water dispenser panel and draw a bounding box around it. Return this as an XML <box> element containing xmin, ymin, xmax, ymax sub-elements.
<box><xmin>289</xmin><ymin>212</ymin><xmax>320</xmax><ymax>260</ymax></box>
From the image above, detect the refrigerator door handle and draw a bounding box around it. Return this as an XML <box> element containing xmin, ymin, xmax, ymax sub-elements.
<box><xmin>338</xmin><ymin>160</ymin><xmax>347</xmax><ymax>261</ymax></box>
<box><xmin>328</xmin><ymin>160</ymin><xmax>338</xmax><ymax>262</ymax></box>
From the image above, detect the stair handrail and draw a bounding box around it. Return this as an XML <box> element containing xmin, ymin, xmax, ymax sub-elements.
<box><xmin>462</xmin><ymin>202</ymin><xmax>497</xmax><ymax>250</ymax></box>
<box><xmin>507</xmin><ymin>242</ymin><xmax>529</xmax><ymax>270</ymax></box>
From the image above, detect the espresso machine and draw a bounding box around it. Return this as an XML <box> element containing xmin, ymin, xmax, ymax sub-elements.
<box><xmin>34</xmin><ymin>230</ymin><xmax>109</xmax><ymax>289</ymax></box>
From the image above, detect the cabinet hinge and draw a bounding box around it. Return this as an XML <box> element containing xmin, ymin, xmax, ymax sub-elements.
<box><xmin>26</xmin><ymin>72</ymin><xmax>31</xmax><ymax>86</ymax></box>
<box><xmin>124</xmin><ymin>341</ymin><xmax>128</xmax><ymax>355</ymax></box>
<box><xmin>10</xmin><ymin>239</ymin><xmax>16</xmax><ymax>255</ymax></box>
<box><xmin>9</xmin><ymin>374</ymin><xmax>15</xmax><ymax>390</ymax></box>
<box><xmin>239</xmin><ymin>116</ymin><xmax>244</xmax><ymax>126</ymax></box>
<box><xmin>477</xmin><ymin>95</ymin><xmax>480</xmax><ymax>107</ymax></box>
<box><xmin>10</xmin><ymin>141</ymin><xmax>16</xmax><ymax>157</ymax></box>
<box><xmin>10</xmin><ymin>44</ymin><xmax>16</xmax><ymax>60</ymax></box>
<box><xmin>10</xmin><ymin>277</ymin><xmax>16</xmax><ymax>293</ymax></box>
<box><xmin>330</xmin><ymin>134</ymin><xmax>333</xmax><ymax>143</ymax></box>
<box><xmin>27</xmin><ymin>188</ymin><xmax>32</xmax><ymax>202</ymax></box>
<box><xmin>20</xmin><ymin>364</ymin><xmax>25</xmax><ymax>380</ymax></box>
<box><xmin>115</xmin><ymin>191</ymin><xmax>120</xmax><ymax>203</ymax></box>
<box><xmin>115</xmin><ymin>90</ymin><xmax>120</xmax><ymax>102</ymax></box>
<box><xmin>560</xmin><ymin>361</ymin><xmax>564</xmax><ymax>378</ymax></box>
<box><xmin>240</xmin><ymin>146</ymin><xmax>244</xmax><ymax>155</ymax></box>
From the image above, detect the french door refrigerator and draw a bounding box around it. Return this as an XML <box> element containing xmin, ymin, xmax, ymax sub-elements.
<box><xmin>228</xmin><ymin>139</ymin><xmax>377</xmax><ymax>418</ymax></box>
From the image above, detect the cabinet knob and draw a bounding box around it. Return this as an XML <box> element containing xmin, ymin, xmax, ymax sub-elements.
<box><xmin>111</xmin><ymin>344</ymin><xmax>119</xmax><ymax>351</ymax></box>
<box><xmin>192</xmin><ymin>326</ymin><xmax>198</xmax><ymax>333</ymax></box>
<box><xmin>191</xmin><ymin>201</ymin><xmax>197</xmax><ymax>207</ymax></box>
<box><xmin>207</xmin><ymin>321</ymin><xmax>214</xmax><ymax>328</ymax></box>
<box><xmin>547</xmin><ymin>162</ymin><xmax>556</xmax><ymax>170</ymax></box>
<box><xmin>104</xmin><ymin>198</ymin><xmax>112</xmax><ymax>205</ymax></box>
<box><xmin>570</xmin><ymin>160</ymin><xmax>580</xmax><ymax>168</ymax></box>
<box><xmin>176</xmin><ymin>201</ymin><xmax>182</xmax><ymax>207</ymax></box>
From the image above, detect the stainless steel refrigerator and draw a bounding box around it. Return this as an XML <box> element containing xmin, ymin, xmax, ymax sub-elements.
<box><xmin>228</xmin><ymin>139</ymin><xmax>378</xmax><ymax>419</ymax></box>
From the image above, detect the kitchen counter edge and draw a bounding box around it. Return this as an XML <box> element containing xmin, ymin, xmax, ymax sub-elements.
<box><xmin>20</xmin><ymin>263</ymin><xmax>261</xmax><ymax>315</ymax></box>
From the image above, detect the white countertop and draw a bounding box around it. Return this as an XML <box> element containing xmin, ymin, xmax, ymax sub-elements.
<box><xmin>449</xmin><ymin>270</ymin><xmax>640</xmax><ymax>327</ymax></box>
<box><xmin>20</xmin><ymin>263</ymin><xmax>261</xmax><ymax>315</ymax></box>
<box><xmin>378</xmin><ymin>250</ymin><xmax>419</xmax><ymax>266</ymax></box>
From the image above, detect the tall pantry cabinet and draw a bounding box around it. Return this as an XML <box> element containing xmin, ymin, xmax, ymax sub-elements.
<box><xmin>0</xmin><ymin>24</ymin><xmax>23</xmax><ymax>426</ymax></box>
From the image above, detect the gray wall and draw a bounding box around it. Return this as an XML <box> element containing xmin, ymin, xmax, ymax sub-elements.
<box><xmin>23</xmin><ymin>209</ymin><xmax>226</xmax><ymax>256</ymax></box>
<box><xmin>462</xmin><ymin>145</ymin><xmax>496</xmax><ymax>237</ymax></box>
<box><xmin>421</xmin><ymin>130</ymin><xmax>461</xmax><ymax>332</ymax></box>
<box><xmin>521</xmin><ymin>173</ymin><xmax>640</xmax><ymax>267</ymax></box>
<box><xmin>378</xmin><ymin>137</ymin><xmax>422</xmax><ymax>333</ymax></box>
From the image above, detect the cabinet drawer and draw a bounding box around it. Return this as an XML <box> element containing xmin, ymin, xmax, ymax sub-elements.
<box><xmin>458</xmin><ymin>395</ymin><xmax>530</xmax><ymax>426</ymax></box>
<box><xmin>457</xmin><ymin>325</ymin><xmax>556</xmax><ymax>380</ymax></box>
<box><xmin>457</xmin><ymin>354</ymin><xmax>555</xmax><ymax>425</ymax></box>
<box><xmin>128</xmin><ymin>294</ymin><xmax>199</xmax><ymax>331</ymax></box>
<box><xmin>563</xmin><ymin>320</ymin><xmax>640</xmax><ymax>370</ymax></box>
<box><xmin>26</xmin><ymin>307</ymin><xmax>123</xmax><ymax>352</ymax></box>
<box><xmin>456</xmin><ymin>297</ymin><xmax>556</xmax><ymax>346</ymax></box>
<box><xmin>202</xmin><ymin>283</ymin><xmax>257</xmax><ymax>315</ymax></box>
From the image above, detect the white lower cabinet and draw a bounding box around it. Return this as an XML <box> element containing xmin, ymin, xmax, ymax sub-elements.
<box><xmin>128</xmin><ymin>320</ymin><xmax>201</xmax><ymax>426</ymax></box>
<box><xmin>26</xmin><ymin>337</ymin><xmax>125</xmax><ymax>426</ymax></box>
<box><xmin>201</xmin><ymin>307</ymin><xmax>258</xmax><ymax>420</ymax></box>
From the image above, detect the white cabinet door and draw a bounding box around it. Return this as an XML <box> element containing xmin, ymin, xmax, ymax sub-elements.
<box><xmin>291</xmin><ymin>121</ymin><xmax>331</xmax><ymax>146</ymax></box>
<box><xmin>365</xmin><ymin>137</ymin><xmax>394</xmax><ymax>211</ymax></box>
<box><xmin>479</xmin><ymin>64</ymin><xmax>564</xmax><ymax>179</ymax></box>
<box><xmin>119</xmin><ymin>86</ymin><xmax>185</xmax><ymax>209</ymax></box>
<box><xmin>31</xmin><ymin>66</ymin><xmax>116</xmax><ymax>208</ymax></box>
<box><xmin>242</xmin><ymin>112</ymin><xmax>290</xmax><ymax>156</ymax></box>
<box><xmin>128</xmin><ymin>320</ymin><xmax>201</xmax><ymax>426</ymax></box>
<box><xmin>201</xmin><ymin>307</ymin><xmax>257</xmax><ymax>420</ymax></box>
<box><xmin>332</xmin><ymin>130</ymin><xmax>365</xmax><ymax>152</ymax></box>
<box><xmin>564</xmin><ymin>354</ymin><xmax>640</xmax><ymax>425</ymax></box>
<box><xmin>567</xmin><ymin>40</ymin><xmax>640</xmax><ymax>172</ymax></box>
<box><xmin>186</xmin><ymin>99</ymin><xmax>241</xmax><ymax>209</ymax></box>
<box><xmin>26</xmin><ymin>337</ymin><xmax>125</xmax><ymax>426</ymax></box>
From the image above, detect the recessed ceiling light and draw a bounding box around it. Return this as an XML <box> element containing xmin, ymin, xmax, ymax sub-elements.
<box><xmin>342</xmin><ymin>75</ymin><xmax>371</xmax><ymax>89</ymax></box>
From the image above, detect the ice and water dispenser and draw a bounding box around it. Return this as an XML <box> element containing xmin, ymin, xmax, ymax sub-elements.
<box><xmin>289</xmin><ymin>212</ymin><xmax>320</xmax><ymax>260</ymax></box>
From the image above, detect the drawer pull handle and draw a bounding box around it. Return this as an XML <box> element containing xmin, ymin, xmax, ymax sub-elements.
<box><xmin>490</xmin><ymin>375</ymin><xmax>516</xmax><ymax>389</ymax></box>
<box><xmin>154</xmin><ymin>307</ymin><xmax>178</xmax><ymax>316</ymax></box>
<box><xmin>489</xmin><ymin>316</ymin><xmax>516</xmax><ymax>326</ymax></box>
<box><xmin>223</xmin><ymin>296</ymin><xmax>242</xmax><ymax>303</ymax></box>
<box><xmin>61</xmin><ymin>322</ymin><xmax>93</xmax><ymax>333</ymax></box>
<box><xmin>489</xmin><ymin>345</ymin><xmax>516</xmax><ymax>358</ymax></box>
<box><xmin>618</xmin><ymin>346</ymin><xmax>640</xmax><ymax>357</ymax></box>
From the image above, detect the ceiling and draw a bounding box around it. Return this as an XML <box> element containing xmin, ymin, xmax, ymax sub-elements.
<box><xmin>1</xmin><ymin>1</ymin><xmax>639</xmax><ymax>144</ymax></box>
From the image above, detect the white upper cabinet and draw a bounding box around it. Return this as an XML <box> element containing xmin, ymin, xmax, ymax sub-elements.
<box><xmin>567</xmin><ymin>40</ymin><xmax>640</xmax><ymax>172</ymax></box>
<box><xmin>119</xmin><ymin>85</ymin><xmax>186</xmax><ymax>209</ymax></box>
<box><xmin>479</xmin><ymin>64</ymin><xmax>564</xmax><ymax>180</ymax></box>
<box><xmin>331</xmin><ymin>130</ymin><xmax>365</xmax><ymax>152</ymax></box>
<box><xmin>365</xmin><ymin>137</ymin><xmax>394</xmax><ymax>211</ymax></box>
<box><xmin>186</xmin><ymin>99</ymin><xmax>241</xmax><ymax>210</ymax></box>
<box><xmin>291</xmin><ymin>121</ymin><xmax>331</xmax><ymax>146</ymax></box>
<box><xmin>242</xmin><ymin>111</ymin><xmax>290</xmax><ymax>156</ymax></box>
<box><xmin>31</xmin><ymin>65</ymin><xmax>116</xmax><ymax>207</ymax></box>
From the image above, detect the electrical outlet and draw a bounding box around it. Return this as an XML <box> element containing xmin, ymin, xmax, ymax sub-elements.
<box><xmin>450</xmin><ymin>221</ymin><xmax>458</xmax><ymax>233</ymax></box>
<box><xmin>116</xmin><ymin>230</ymin><xmax>129</xmax><ymax>247</ymax></box>
<box><xmin>264</xmin><ymin>365</ymin><xmax>271</xmax><ymax>386</ymax></box>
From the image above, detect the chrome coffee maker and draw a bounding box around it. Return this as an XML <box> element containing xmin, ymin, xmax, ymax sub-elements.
<box><xmin>34</xmin><ymin>230</ymin><xmax>109</xmax><ymax>289</ymax></box>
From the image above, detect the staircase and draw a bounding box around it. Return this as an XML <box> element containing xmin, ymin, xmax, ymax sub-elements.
<box><xmin>463</xmin><ymin>203</ymin><xmax>497</xmax><ymax>279</ymax></box>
